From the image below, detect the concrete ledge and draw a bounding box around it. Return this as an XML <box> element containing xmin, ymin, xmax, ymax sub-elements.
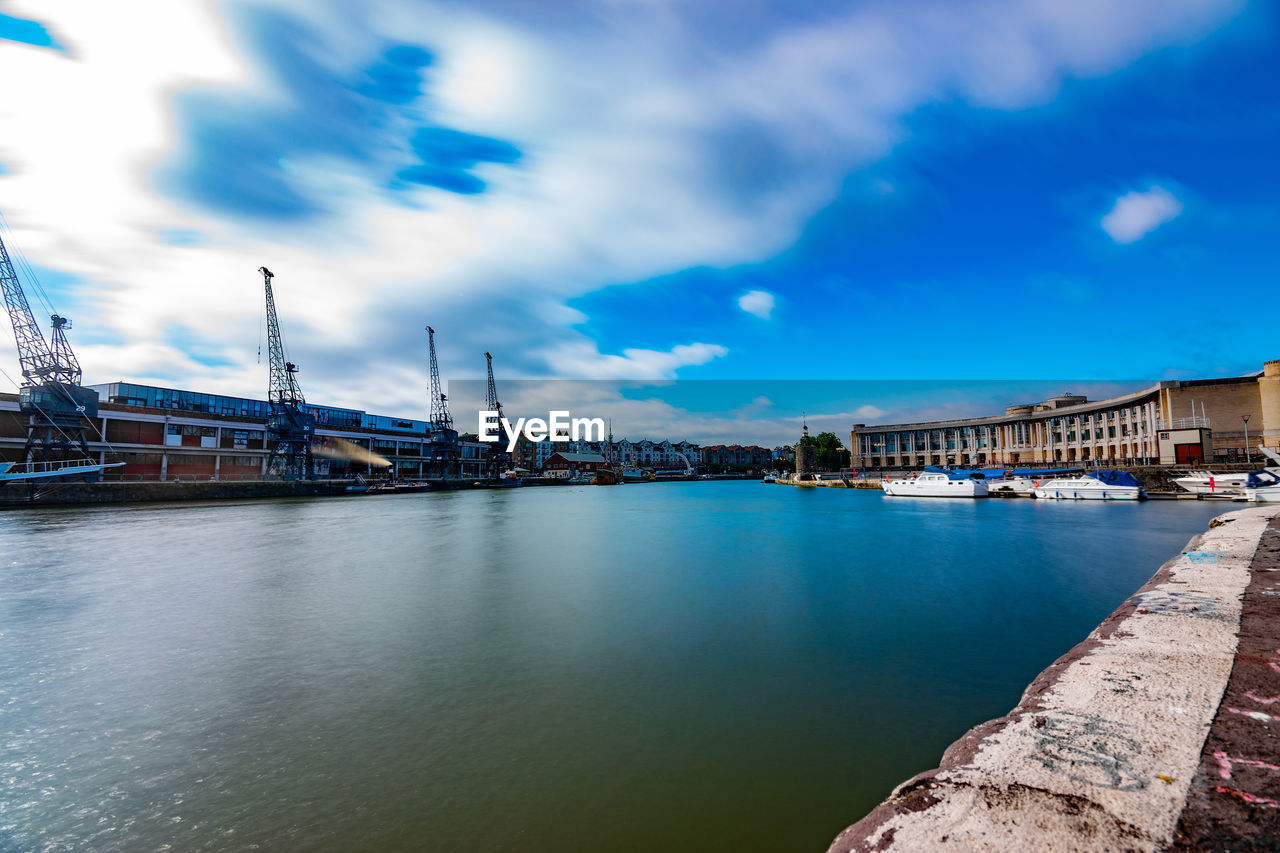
<box><xmin>0</xmin><ymin>479</ymin><xmax>362</xmax><ymax>508</ymax></box>
<box><xmin>827</xmin><ymin>506</ymin><xmax>1280</xmax><ymax>853</ymax></box>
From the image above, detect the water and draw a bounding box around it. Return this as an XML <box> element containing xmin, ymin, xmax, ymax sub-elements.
<box><xmin>0</xmin><ymin>483</ymin><xmax>1229</xmax><ymax>851</ymax></box>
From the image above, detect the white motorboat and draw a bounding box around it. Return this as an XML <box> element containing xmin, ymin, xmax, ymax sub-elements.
<box><xmin>981</xmin><ymin>468</ymin><xmax>1082</xmax><ymax>494</ymax></box>
<box><xmin>882</xmin><ymin>467</ymin><xmax>988</xmax><ymax>498</ymax></box>
<box><xmin>1242</xmin><ymin>470</ymin><xmax>1280</xmax><ymax>502</ymax></box>
<box><xmin>1173</xmin><ymin>471</ymin><xmax>1253</xmax><ymax>495</ymax></box>
<box><xmin>1032</xmin><ymin>470</ymin><xmax>1145</xmax><ymax>501</ymax></box>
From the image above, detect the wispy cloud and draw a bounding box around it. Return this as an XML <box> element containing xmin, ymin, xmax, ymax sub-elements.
<box><xmin>1100</xmin><ymin>185</ymin><xmax>1184</xmax><ymax>243</ymax></box>
<box><xmin>737</xmin><ymin>290</ymin><xmax>775</xmax><ymax>319</ymax></box>
<box><xmin>0</xmin><ymin>0</ymin><xmax>1245</xmax><ymax>417</ymax></box>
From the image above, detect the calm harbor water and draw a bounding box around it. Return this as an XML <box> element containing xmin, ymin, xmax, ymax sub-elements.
<box><xmin>0</xmin><ymin>483</ymin><xmax>1229</xmax><ymax>851</ymax></box>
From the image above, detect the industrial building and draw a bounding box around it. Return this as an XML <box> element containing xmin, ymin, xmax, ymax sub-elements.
<box><xmin>0</xmin><ymin>380</ymin><xmax>491</xmax><ymax>481</ymax></box>
<box><xmin>850</xmin><ymin>360</ymin><xmax>1280</xmax><ymax>469</ymax></box>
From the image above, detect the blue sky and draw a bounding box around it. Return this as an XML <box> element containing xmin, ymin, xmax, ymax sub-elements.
<box><xmin>0</xmin><ymin>0</ymin><xmax>1275</xmax><ymax>442</ymax></box>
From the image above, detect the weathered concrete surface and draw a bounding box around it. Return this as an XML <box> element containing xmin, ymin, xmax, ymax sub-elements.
<box><xmin>827</xmin><ymin>506</ymin><xmax>1280</xmax><ymax>853</ymax></box>
<box><xmin>0</xmin><ymin>479</ymin><xmax>363</xmax><ymax>508</ymax></box>
<box><xmin>1170</xmin><ymin>518</ymin><xmax>1280</xmax><ymax>850</ymax></box>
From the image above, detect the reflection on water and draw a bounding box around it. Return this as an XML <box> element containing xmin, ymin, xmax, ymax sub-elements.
<box><xmin>0</xmin><ymin>484</ymin><xmax>1227</xmax><ymax>851</ymax></box>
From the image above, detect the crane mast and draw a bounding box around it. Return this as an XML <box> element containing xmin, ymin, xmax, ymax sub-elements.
<box><xmin>425</xmin><ymin>326</ymin><xmax>459</xmax><ymax>479</ymax></box>
<box><xmin>0</xmin><ymin>229</ymin><xmax>98</xmax><ymax>466</ymax></box>
<box><xmin>259</xmin><ymin>266</ymin><xmax>315</xmax><ymax>480</ymax></box>
<box><xmin>484</xmin><ymin>351</ymin><xmax>509</xmax><ymax>479</ymax></box>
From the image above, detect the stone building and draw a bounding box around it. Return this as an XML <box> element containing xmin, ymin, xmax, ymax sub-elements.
<box><xmin>850</xmin><ymin>360</ymin><xmax>1280</xmax><ymax>469</ymax></box>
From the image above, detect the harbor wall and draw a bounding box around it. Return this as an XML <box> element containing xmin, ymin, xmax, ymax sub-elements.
<box><xmin>826</xmin><ymin>505</ymin><xmax>1280</xmax><ymax>852</ymax></box>
<box><xmin>0</xmin><ymin>479</ymin><xmax>361</xmax><ymax>508</ymax></box>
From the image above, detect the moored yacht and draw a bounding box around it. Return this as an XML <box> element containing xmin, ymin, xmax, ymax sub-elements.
<box><xmin>1172</xmin><ymin>471</ymin><xmax>1253</xmax><ymax>495</ymax></box>
<box><xmin>882</xmin><ymin>467</ymin><xmax>988</xmax><ymax>498</ymax></box>
<box><xmin>1031</xmin><ymin>470</ymin><xmax>1145</xmax><ymax>501</ymax></box>
<box><xmin>1242</xmin><ymin>470</ymin><xmax>1280</xmax><ymax>502</ymax></box>
<box><xmin>980</xmin><ymin>468</ymin><xmax>1082</xmax><ymax>494</ymax></box>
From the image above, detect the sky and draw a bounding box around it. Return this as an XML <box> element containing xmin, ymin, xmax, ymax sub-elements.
<box><xmin>0</xmin><ymin>0</ymin><xmax>1276</xmax><ymax>444</ymax></box>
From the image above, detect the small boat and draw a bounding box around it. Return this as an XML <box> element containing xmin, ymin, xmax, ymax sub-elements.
<box><xmin>882</xmin><ymin>467</ymin><xmax>988</xmax><ymax>498</ymax></box>
<box><xmin>1242</xmin><ymin>470</ymin><xmax>1280</xmax><ymax>502</ymax></box>
<box><xmin>0</xmin><ymin>458</ymin><xmax>124</xmax><ymax>486</ymax></box>
<box><xmin>1031</xmin><ymin>470</ymin><xmax>1145</xmax><ymax>501</ymax></box>
<box><xmin>1172</xmin><ymin>471</ymin><xmax>1253</xmax><ymax>495</ymax></box>
<box><xmin>621</xmin><ymin>467</ymin><xmax>652</xmax><ymax>483</ymax></box>
<box><xmin>980</xmin><ymin>468</ymin><xmax>1081</xmax><ymax>494</ymax></box>
<box><xmin>592</xmin><ymin>468</ymin><xmax>621</xmax><ymax>486</ymax></box>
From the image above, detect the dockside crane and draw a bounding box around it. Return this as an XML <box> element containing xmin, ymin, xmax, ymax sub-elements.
<box><xmin>484</xmin><ymin>351</ymin><xmax>510</xmax><ymax>479</ymax></box>
<box><xmin>425</xmin><ymin>326</ymin><xmax>459</xmax><ymax>478</ymax></box>
<box><xmin>0</xmin><ymin>230</ymin><xmax>99</xmax><ymax>467</ymax></box>
<box><xmin>259</xmin><ymin>266</ymin><xmax>315</xmax><ymax>480</ymax></box>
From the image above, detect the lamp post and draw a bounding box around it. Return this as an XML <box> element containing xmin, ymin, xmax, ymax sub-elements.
<box><xmin>1243</xmin><ymin>415</ymin><xmax>1251</xmax><ymax>464</ymax></box>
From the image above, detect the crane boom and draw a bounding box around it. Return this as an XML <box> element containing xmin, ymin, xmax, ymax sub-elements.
<box><xmin>427</xmin><ymin>326</ymin><xmax>452</xmax><ymax>432</ymax></box>
<box><xmin>483</xmin><ymin>351</ymin><xmax>509</xmax><ymax>479</ymax></box>
<box><xmin>0</xmin><ymin>227</ymin><xmax>98</xmax><ymax>468</ymax></box>
<box><xmin>260</xmin><ymin>266</ymin><xmax>304</xmax><ymax>407</ymax></box>
<box><xmin>259</xmin><ymin>266</ymin><xmax>314</xmax><ymax>480</ymax></box>
<box><xmin>425</xmin><ymin>326</ymin><xmax>460</xmax><ymax>479</ymax></box>
<box><xmin>0</xmin><ymin>233</ymin><xmax>63</xmax><ymax>384</ymax></box>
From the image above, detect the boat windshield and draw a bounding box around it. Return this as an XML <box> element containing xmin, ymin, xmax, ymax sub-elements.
<box><xmin>1088</xmin><ymin>470</ymin><xmax>1142</xmax><ymax>487</ymax></box>
<box><xmin>1247</xmin><ymin>470</ymin><xmax>1280</xmax><ymax>488</ymax></box>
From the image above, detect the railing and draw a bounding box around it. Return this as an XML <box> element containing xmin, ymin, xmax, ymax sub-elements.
<box><xmin>2</xmin><ymin>457</ymin><xmax>103</xmax><ymax>475</ymax></box>
<box><xmin>1159</xmin><ymin>416</ymin><xmax>1211</xmax><ymax>430</ymax></box>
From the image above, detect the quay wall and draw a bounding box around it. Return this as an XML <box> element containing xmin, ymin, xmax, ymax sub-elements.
<box><xmin>826</xmin><ymin>505</ymin><xmax>1280</xmax><ymax>852</ymax></box>
<box><xmin>0</xmin><ymin>479</ymin><xmax>361</xmax><ymax>509</ymax></box>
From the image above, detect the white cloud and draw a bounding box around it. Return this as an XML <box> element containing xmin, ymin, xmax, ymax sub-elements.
<box><xmin>0</xmin><ymin>0</ymin><xmax>1241</xmax><ymax>417</ymax></box>
<box><xmin>737</xmin><ymin>290</ymin><xmax>775</xmax><ymax>319</ymax></box>
<box><xmin>1100</xmin><ymin>185</ymin><xmax>1184</xmax><ymax>243</ymax></box>
<box><xmin>538</xmin><ymin>341</ymin><xmax>728</xmax><ymax>379</ymax></box>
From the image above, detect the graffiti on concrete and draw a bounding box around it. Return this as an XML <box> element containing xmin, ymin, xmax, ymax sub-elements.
<box><xmin>1027</xmin><ymin>711</ymin><xmax>1146</xmax><ymax>791</ymax></box>
<box><xmin>1128</xmin><ymin>590</ymin><xmax>1226</xmax><ymax>619</ymax></box>
<box><xmin>1215</xmin><ymin>648</ymin><xmax>1280</xmax><ymax>807</ymax></box>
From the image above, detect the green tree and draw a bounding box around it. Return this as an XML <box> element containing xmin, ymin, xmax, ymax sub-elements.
<box><xmin>799</xmin><ymin>432</ymin><xmax>846</xmax><ymax>470</ymax></box>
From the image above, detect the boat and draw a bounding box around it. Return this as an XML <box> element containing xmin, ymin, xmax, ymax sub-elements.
<box><xmin>1174</xmin><ymin>445</ymin><xmax>1280</xmax><ymax>495</ymax></box>
<box><xmin>1242</xmin><ymin>470</ymin><xmax>1280</xmax><ymax>502</ymax></box>
<box><xmin>980</xmin><ymin>468</ymin><xmax>1082</xmax><ymax>494</ymax></box>
<box><xmin>0</xmin><ymin>458</ymin><xmax>124</xmax><ymax>486</ymax></box>
<box><xmin>882</xmin><ymin>467</ymin><xmax>989</xmax><ymax>498</ymax></box>
<box><xmin>592</xmin><ymin>468</ymin><xmax>621</xmax><ymax>486</ymax></box>
<box><xmin>621</xmin><ymin>467</ymin><xmax>652</xmax><ymax>483</ymax></box>
<box><xmin>1031</xmin><ymin>470</ymin><xmax>1145</xmax><ymax>500</ymax></box>
<box><xmin>592</xmin><ymin>422</ymin><xmax>622</xmax><ymax>486</ymax></box>
<box><xmin>1172</xmin><ymin>471</ymin><xmax>1254</xmax><ymax>495</ymax></box>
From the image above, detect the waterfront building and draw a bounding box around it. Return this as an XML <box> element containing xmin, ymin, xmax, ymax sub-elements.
<box><xmin>0</xmin><ymin>380</ymin><xmax>490</xmax><ymax>481</ymax></box>
<box><xmin>702</xmin><ymin>444</ymin><xmax>773</xmax><ymax>471</ymax></box>
<box><xmin>510</xmin><ymin>434</ymin><xmax>702</xmax><ymax>471</ymax></box>
<box><xmin>850</xmin><ymin>360</ymin><xmax>1280</xmax><ymax>469</ymax></box>
<box><xmin>542</xmin><ymin>451</ymin><xmax>605</xmax><ymax>478</ymax></box>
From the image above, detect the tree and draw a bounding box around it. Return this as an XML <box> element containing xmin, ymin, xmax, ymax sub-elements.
<box><xmin>799</xmin><ymin>431</ymin><xmax>846</xmax><ymax>470</ymax></box>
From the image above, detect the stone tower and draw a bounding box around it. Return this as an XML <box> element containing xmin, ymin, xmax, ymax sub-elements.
<box><xmin>795</xmin><ymin>415</ymin><xmax>817</xmax><ymax>479</ymax></box>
